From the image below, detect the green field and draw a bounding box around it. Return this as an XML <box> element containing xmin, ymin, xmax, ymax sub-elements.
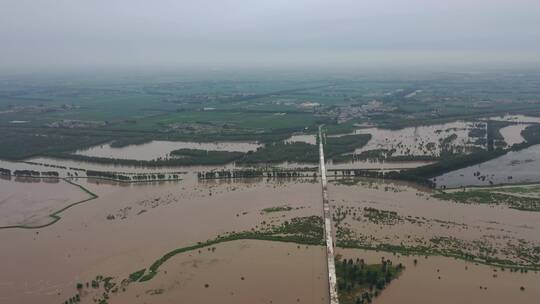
<box><xmin>2</xmin><ymin>70</ymin><xmax>540</xmax><ymax>162</ymax></box>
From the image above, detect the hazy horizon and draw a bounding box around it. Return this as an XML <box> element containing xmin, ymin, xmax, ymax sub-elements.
<box><xmin>2</xmin><ymin>0</ymin><xmax>540</xmax><ymax>72</ymax></box>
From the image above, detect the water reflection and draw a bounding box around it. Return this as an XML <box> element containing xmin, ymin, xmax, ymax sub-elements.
<box><xmin>435</xmin><ymin>144</ymin><xmax>540</xmax><ymax>188</ymax></box>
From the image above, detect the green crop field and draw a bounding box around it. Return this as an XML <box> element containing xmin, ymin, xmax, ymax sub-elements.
<box><xmin>2</xmin><ymin>70</ymin><xmax>540</xmax><ymax>162</ymax></box>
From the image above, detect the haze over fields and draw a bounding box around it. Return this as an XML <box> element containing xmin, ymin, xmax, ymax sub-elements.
<box><xmin>1</xmin><ymin>0</ymin><xmax>540</xmax><ymax>71</ymax></box>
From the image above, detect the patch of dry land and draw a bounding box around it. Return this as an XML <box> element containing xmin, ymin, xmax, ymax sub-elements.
<box><xmin>1</xmin><ymin>161</ymin><xmax>540</xmax><ymax>304</ymax></box>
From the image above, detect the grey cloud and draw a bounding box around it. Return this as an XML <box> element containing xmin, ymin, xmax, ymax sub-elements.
<box><xmin>1</xmin><ymin>0</ymin><xmax>539</xmax><ymax>71</ymax></box>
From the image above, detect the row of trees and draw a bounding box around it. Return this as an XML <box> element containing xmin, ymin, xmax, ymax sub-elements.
<box><xmin>0</xmin><ymin>166</ymin><xmax>181</xmax><ymax>182</ymax></box>
<box><xmin>86</xmin><ymin>170</ymin><xmax>131</xmax><ymax>181</ymax></box>
<box><xmin>0</xmin><ymin>168</ymin><xmax>61</xmax><ymax>177</ymax></box>
<box><xmin>197</xmin><ymin>168</ymin><xmax>318</xmax><ymax>180</ymax></box>
<box><xmin>86</xmin><ymin>170</ymin><xmax>179</xmax><ymax>182</ymax></box>
<box><xmin>0</xmin><ymin>168</ymin><xmax>10</xmax><ymax>175</ymax></box>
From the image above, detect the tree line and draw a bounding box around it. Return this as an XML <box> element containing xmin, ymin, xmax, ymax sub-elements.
<box><xmin>0</xmin><ymin>168</ymin><xmax>60</xmax><ymax>177</ymax></box>
<box><xmin>197</xmin><ymin>168</ymin><xmax>318</xmax><ymax>180</ymax></box>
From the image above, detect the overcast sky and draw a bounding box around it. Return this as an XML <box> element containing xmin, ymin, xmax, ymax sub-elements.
<box><xmin>1</xmin><ymin>0</ymin><xmax>540</xmax><ymax>72</ymax></box>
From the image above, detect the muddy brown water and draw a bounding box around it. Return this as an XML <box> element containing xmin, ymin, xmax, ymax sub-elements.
<box><xmin>1</xmin><ymin>155</ymin><xmax>540</xmax><ymax>303</ymax></box>
<box><xmin>353</xmin><ymin>121</ymin><xmax>485</xmax><ymax>157</ymax></box>
<box><xmin>338</xmin><ymin>248</ymin><xmax>540</xmax><ymax>304</ymax></box>
<box><xmin>328</xmin><ymin>178</ymin><xmax>540</xmax><ymax>265</ymax></box>
<box><xmin>110</xmin><ymin>240</ymin><xmax>329</xmax><ymax>304</ymax></box>
<box><xmin>326</xmin><ymin>159</ymin><xmax>433</xmax><ymax>170</ymax></box>
<box><xmin>0</xmin><ymin>178</ymin><xmax>323</xmax><ymax>304</ymax></box>
<box><xmin>435</xmin><ymin>144</ymin><xmax>540</xmax><ymax>188</ymax></box>
<box><xmin>75</xmin><ymin>140</ymin><xmax>261</xmax><ymax>161</ymax></box>
<box><xmin>0</xmin><ymin>178</ymin><xmax>91</xmax><ymax>227</ymax></box>
<box><xmin>2</xmin><ymin>156</ymin><xmax>430</xmax><ymax>181</ymax></box>
<box><xmin>498</xmin><ymin>123</ymin><xmax>529</xmax><ymax>147</ymax></box>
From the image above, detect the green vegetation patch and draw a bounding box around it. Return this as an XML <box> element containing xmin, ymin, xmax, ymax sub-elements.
<box><xmin>331</xmin><ymin>178</ymin><xmax>363</xmax><ymax>186</ymax></box>
<box><xmin>110</xmin><ymin>137</ymin><xmax>153</xmax><ymax>148</ymax></box>
<box><xmin>51</xmin><ymin>150</ymin><xmax>242</xmax><ymax>167</ymax></box>
<box><xmin>129</xmin><ymin>269</ymin><xmax>146</xmax><ymax>282</ymax></box>
<box><xmin>362</xmin><ymin>207</ymin><xmax>401</xmax><ymax>225</ymax></box>
<box><xmin>325</xmin><ymin>134</ymin><xmax>372</xmax><ymax>158</ymax></box>
<box><xmin>0</xmin><ymin>128</ymin><xmax>111</xmax><ymax>160</ymax></box>
<box><xmin>434</xmin><ymin>189</ymin><xmax>540</xmax><ymax>211</ymax></box>
<box><xmin>494</xmin><ymin>184</ymin><xmax>540</xmax><ymax>197</ymax></box>
<box><xmin>137</xmin><ymin>216</ymin><xmax>324</xmax><ymax>282</ymax></box>
<box><xmin>521</xmin><ymin>123</ymin><xmax>540</xmax><ymax>145</ymax></box>
<box><xmin>389</xmin><ymin>148</ymin><xmax>509</xmax><ymax>187</ymax></box>
<box><xmin>330</xmin><ymin>198</ymin><xmax>540</xmax><ymax>270</ymax></box>
<box><xmin>261</xmin><ymin>205</ymin><xmax>293</xmax><ymax>213</ymax></box>
<box><xmin>240</xmin><ymin>142</ymin><xmax>319</xmax><ymax>164</ymax></box>
<box><xmin>336</xmin><ymin>255</ymin><xmax>404</xmax><ymax>304</ymax></box>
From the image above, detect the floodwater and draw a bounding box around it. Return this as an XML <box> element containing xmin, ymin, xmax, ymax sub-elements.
<box><xmin>1</xmin><ymin>120</ymin><xmax>486</xmax><ymax>173</ymax></box>
<box><xmin>1</xmin><ymin>140</ymin><xmax>540</xmax><ymax>303</ymax></box>
<box><xmin>3</xmin><ymin>155</ymin><xmax>430</xmax><ymax>181</ymax></box>
<box><xmin>434</xmin><ymin>144</ymin><xmax>540</xmax><ymax>188</ymax></box>
<box><xmin>75</xmin><ymin>140</ymin><xmax>261</xmax><ymax>161</ymax></box>
<box><xmin>488</xmin><ymin>114</ymin><xmax>540</xmax><ymax>124</ymax></box>
<box><xmin>338</xmin><ymin>248</ymin><xmax>540</xmax><ymax>304</ymax></box>
<box><xmin>0</xmin><ymin>178</ymin><xmax>323</xmax><ymax>304</ymax></box>
<box><xmin>109</xmin><ymin>240</ymin><xmax>328</xmax><ymax>304</ymax></box>
<box><xmin>285</xmin><ymin>134</ymin><xmax>317</xmax><ymax>145</ymax></box>
<box><xmin>0</xmin><ymin>159</ymin><xmax>82</xmax><ymax>175</ymax></box>
<box><xmin>329</xmin><ymin>178</ymin><xmax>540</xmax><ymax>264</ymax></box>
<box><xmin>498</xmin><ymin>124</ymin><xmax>529</xmax><ymax>147</ymax></box>
<box><xmin>0</xmin><ymin>178</ymin><xmax>91</xmax><ymax>227</ymax></box>
<box><xmin>10</xmin><ymin>157</ymin><xmax>235</xmax><ymax>179</ymax></box>
<box><xmin>326</xmin><ymin>159</ymin><xmax>433</xmax><ymax>170</ymax></box>
<box><xmin>353</xmin><ymin>121</ymin><xmax>485</xmax><ymax>157</ymax></box>
<box><xmin>273</xmin><ymin>160</ymin><xmax>432</xmax><ymax>171</ymax></box>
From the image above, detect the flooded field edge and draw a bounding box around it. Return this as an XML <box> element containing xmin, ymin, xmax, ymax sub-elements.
<box><xmin>337</xmin><ymin>248</ymin><xmax>540</xmax><ymax>304</ymax></box>
<box><xmin>2</xmin><ymin>116</ymin><xmax>540</xmax><ymax>304</ymax></box>
<box><xmin>0</xmin><ymin>178</ymin><xmax>98</xmax><ymax>229</ymax></box>
<box><xmin>59</xmin><ymin>237</ymin><xmax>540</xmax><ymax>304</ymax></box>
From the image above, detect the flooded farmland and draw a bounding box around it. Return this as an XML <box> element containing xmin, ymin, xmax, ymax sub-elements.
<box><xmin>3</xmin><ymin>24</ymin><xmax>540</xmax><ymax>304</ymax></box>
<box><xmin>1</xmin><ymin>119</ymin><xmax>540</xmax><ymax>304</ymax></box>
<box><xmin>103</xmin><ymin>240</ymin><xmax>329</xmax><ymax>304</ymax></box>
<box><xmin>75</xmin><ymin>140</ymin><xmax>261</xmax><ymax>161</ymax></box>
<box><xmin>0</xmin><ymin>178</ymin><xmax>92</xmax><ymax>227</ymax></box>
<box><xmin>487</xmin><ymin>114</ymin><xmax>540</xmax><ymax>124</ymax></box>
<box><xmin>285</xmin><ymin>134</ymin><xmax>317</xmax><ymax>145</ymax></box>
<box><xmin>329</xmin><ymin>178</ymin><xmax>540</xmax><ymax>267</ymax></box>
<box><xmin>353</xmin><ymin>121</ymin><xmax>485</xmax><ymax>157</ymax></box>
<box><xmin>498</xmin><ymin>124</ymin><xmax>529</xmax><ymax>147</ymax></box>
<box><xmin>434</xmin><ymin>144</ymin><xmax>540</xmax><ymax>188</ymax></box>
<box><xmin>0</xmin><ymin>177</ymin><xmax>324</xmax><ymax>304</ymax></box>
<box><xmin>338</xmin><ymin>249</ymin><xmax>540</xmax><ymax>304</ymax></box>
<box><xmin>1</xmin><ymin>163</ymin><xmax>539</xmax><ymax>303</ymax></box>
